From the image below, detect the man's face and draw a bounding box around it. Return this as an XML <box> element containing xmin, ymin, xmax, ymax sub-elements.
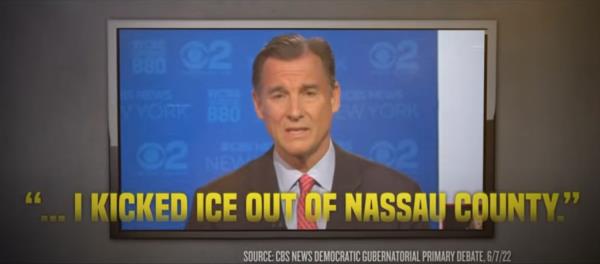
<box><xmin>253</xmin><ymin>52</ymin><xmax>340</xmax><ymax>161</ymax></box>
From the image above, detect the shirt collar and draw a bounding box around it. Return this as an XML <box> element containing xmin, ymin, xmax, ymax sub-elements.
<box><xmin>273</xmin><ymin>140</ymin><xmax>335</xmax><ymax>192</ymax></box>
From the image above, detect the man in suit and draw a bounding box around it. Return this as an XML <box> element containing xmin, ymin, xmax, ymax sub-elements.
<box><xmin>187</xmin><ymin>34</ymin><xmax>425</xmax><ymax>230</ymax></box>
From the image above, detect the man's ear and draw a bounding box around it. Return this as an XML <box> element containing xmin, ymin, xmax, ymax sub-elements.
<box><xmin>331</xmin><ymin>81</ymin><xmax>341</xmax><ymax>113</ymax></box>
<box><xmin>252</xmin><ymin>88</ymin><xmax>264</xmax><ymax>120</ymax></box>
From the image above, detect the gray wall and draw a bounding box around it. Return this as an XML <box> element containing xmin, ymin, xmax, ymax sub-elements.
<box><xmin>1</xmin><ymin>0</ymin><xmax>599</xmax><ymax>263</ymax></box>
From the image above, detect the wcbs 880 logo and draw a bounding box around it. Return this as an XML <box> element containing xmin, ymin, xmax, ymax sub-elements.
<box><xmin>131</xmin><ymin>40</ymin><xmax>167</xmax><ymax>75</ymax></box>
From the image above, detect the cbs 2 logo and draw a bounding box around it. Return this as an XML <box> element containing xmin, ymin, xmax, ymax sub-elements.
<box><xmin>136</xmin><ymin>141</ymin><xmax>188</xmax><ymax>171</ymax></box>
<box><xmin>180</xmin><ymin>40</ymin><xmax>232</xmax><ymax>70</ymax></box>
<box><xmin>369</xmin><ymin>139</ymin><xmax>419</xmax><ymax>170</ymax></box>
<box><xmin>369</xmin><ymin>40</ymin><xmax>418</xmax><ymax>70</ymax></box>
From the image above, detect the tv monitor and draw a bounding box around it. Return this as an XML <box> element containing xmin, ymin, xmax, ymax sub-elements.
<box><xmin>107</xmin><ymin>19</ymin><xmax>497</xmax><ymax>238</ymax></box>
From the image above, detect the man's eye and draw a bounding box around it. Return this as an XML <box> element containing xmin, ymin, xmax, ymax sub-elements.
<box><xmin>305</xmin><ymin>90</ymin><xmax>318</xmax><ymax>97</ymax></box>
<box><xmin>271</xmin><ymin>93</ymin><xmax>285</xmax><ymax>99</ymax></box>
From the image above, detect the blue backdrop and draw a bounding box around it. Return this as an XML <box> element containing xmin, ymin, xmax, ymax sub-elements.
<box><xmin>118</xmin><ymin>29</ymin><xmax>438</xmax><ymax>230</ymax></box>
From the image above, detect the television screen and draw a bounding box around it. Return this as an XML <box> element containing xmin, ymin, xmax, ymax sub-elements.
<box><xmin>107</xmin><ymin>20</ymin><xmax>496</xmax><ymax>238</ymax></box>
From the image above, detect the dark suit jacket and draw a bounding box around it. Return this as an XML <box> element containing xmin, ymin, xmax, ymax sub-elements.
<box><xmin>186</xmin><ymin>144</ymin><xmax>427</xmax><ymax>230</ymax></box>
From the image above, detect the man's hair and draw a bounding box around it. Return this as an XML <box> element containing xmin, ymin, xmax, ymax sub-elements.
<box><xmin>252</xmin><ymin>33</ymin><xmax>336</xmax><ymax>89</ymax></box>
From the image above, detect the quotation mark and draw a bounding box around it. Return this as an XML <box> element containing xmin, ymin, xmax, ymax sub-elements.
<box><xmin>563</xmin><ymin>192</ymin><xmax>580</xmax><ymax>204</ymax></box>
<box><xmin>25</xmin><ymin>192</ymin><xmax>42</xmax><ymax>205</ymax></box>
<box><xmin>557</xmin><ymin>192</ymin><xmax>580</xmax><ymax>222</ymax></box>
<box><xmin>25</xmin><ymin>192</ymin><xmax>66</xmax><ymax>223</ymax></box>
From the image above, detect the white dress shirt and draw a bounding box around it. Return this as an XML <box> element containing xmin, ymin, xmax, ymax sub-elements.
<box><xmin>273</xmin><ymin>140</ymin><xmax>335</xmax><ymax>230</ymax></box>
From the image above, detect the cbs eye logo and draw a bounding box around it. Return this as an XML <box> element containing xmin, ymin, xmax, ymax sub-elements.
<box><xmin>369</xmin><ymin>41</ymin><xmax>418</xmax><ymax>71</ymax></box>
<box><xmin>136</xmin><ymin>141</ymin><xmax>188</xmax><ymax>171</ymax></box>
<box><xmin>180</xmin><ymin>40</ymin><xmax>232</xmax><ymax>70</ymax></box>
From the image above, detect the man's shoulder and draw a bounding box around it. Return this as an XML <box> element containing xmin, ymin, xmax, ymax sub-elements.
<box><xmin>195</xmin><ymin>150</ymin><xmax>273</xmax><ymax>193</ymax></box>
<box><xmin>187</xmin><ymin>150</ymin><xmax>275</xmax><ymax>230</ymax></box>
<box><xmin>335</xmin><ymin>146</ymin><xmax>421</xmax><ymax>193</ymax></box>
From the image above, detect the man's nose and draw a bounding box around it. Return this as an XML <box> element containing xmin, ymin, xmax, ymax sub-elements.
<box><xmin>287</xmin><ymin>95</ymin><xmax>303</xmax><ymax>121</ymax></box>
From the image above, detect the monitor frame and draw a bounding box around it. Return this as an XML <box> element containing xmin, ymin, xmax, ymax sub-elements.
<box><xmin>107</xmin><ymin>19</ymin><xmax>497</xmax><ymax>239</ymax></box>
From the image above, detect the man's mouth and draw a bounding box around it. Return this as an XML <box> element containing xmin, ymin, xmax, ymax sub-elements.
<box><xmin>285</xmin><ymin>127</ymin><xmax>309</xmax><ymax>137</ymax></box>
